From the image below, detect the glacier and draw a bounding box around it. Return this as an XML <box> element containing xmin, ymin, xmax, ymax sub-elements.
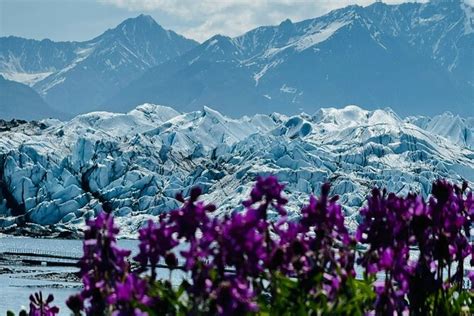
<box><xmin>0</xmin><ymin>104</ymin><xmax>473</xmax><ymax>237</ymax></box>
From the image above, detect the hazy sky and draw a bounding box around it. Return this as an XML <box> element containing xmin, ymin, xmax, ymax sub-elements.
<box><xmin>1</xmin><ymin>0</ymin><xmax>472</xmax><ymax>42</ymax></box>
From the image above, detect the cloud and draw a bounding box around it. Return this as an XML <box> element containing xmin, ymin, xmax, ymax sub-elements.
<box><xmin>99</xmin><ymin>0</ymin><xmax>471</xmax><ymax>42</ymax></box>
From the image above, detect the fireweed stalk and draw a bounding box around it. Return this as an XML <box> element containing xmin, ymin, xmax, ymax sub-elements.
<box><xmin>357</xmin><ymin>180</ymin><xmax>473</xmax><ymax>315</ymax></box>
<box><xmin>16</xmin><ymin>176</ymin><xmax>473</xmax><ymax>316</ymax></box>
<box><xmin>28</xmin><ymin>292</ymin><xmax>60</xmax><ymax>316</ymax></box>
<box><xmin>66</xmin><ymin>212</ymin><xmax>154</xmax><ymax>316</ymax></box>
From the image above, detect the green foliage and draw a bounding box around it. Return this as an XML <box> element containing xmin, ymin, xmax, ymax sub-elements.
<box><xmin>254</xmin><ymin>272</ymin><xmax>375</xmax><ymax>316</ymax></box>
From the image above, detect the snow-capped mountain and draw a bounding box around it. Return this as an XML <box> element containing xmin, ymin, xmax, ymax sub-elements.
<box><xmin>1</xmin><ymin>1</ymin><xmax>472</xmax><ymax>120</ymax></box>
<box><xmin>108</xmin><ymin>0</ymin><xmax>474</xmax><ymax>117</ymax></box>
<box><xmin>0</xmin><ymin>104</ymin><xmax>472</xmax><ymax>237</ymax></box>
<box><xmin>0</xmin><ymin>37</ymin><xmax>80</xmax><ymax>86</ymax></box>
<box><xmin>0</xmin><ymin>15</ymin><xmax>198</xmax><ymax>117</ymax></box>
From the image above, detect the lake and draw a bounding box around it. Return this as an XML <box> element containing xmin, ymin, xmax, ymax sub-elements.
<box><xmin>1</xmin><ymin>236</ymin><xmax>471</xmax><ymax>315</ymax></box>
<box><xmin>0</xmin><ymin>236</ymin><xmax>141</xmax><ymax>314</ymax></box>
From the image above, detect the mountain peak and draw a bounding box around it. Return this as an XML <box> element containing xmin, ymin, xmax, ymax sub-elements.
<box><xmin>278</xmin><ymin>18</ymin><xmax>295</xmax><ymax>33</ymax></box>
<box><xmin>137</xmin><ymin>13</ymin><xmax>155</xmax><ymax>21</ymax></box>
<box><xmin>118</xmin><ymin>14</ymin><xmax>161</xmax><ymax>29</ymax></box>
<box><xmin>99</xmin><ymin>14</ymin><xmax>179</xmax><ymax>46</ymax></box>
<box><xmin>136</xmin><ymin>14</ymin><xmax>160</xmax><ymax>26</ymax></box>
<box><xmin>202</xmin><ymin>34</ymin><xmax>242</xmax><ymax>57</ymax></box>
<box><xmin>279</xmin><ymin>18</ymin><xmax>293</xmax><ymax>27</ymax></box>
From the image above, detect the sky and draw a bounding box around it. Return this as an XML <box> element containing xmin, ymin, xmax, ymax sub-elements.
<box><xmin>0</xmin><ymin>0</ymin><xmax>472</xmax><ymax>43</ymax></box>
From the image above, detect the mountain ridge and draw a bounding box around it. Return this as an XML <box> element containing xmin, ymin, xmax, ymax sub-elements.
<box><xmin>106</xmin><ymin>0</ymin><xmax>474</xmax><ymax>117</ymax></box>
<box><xmin>0</xmin><ymin>75</ymin><xmax>61</xmax><ymax>120</ymax></box>
<box><xmin>1</xmin><ymin>2</ymin><xmax>472</xmax><ymax>120</ymax></box>
<box><xmin>0</xmin><ymin>15</ymin><xmax>199</xmax><ymax>118</ymax></box>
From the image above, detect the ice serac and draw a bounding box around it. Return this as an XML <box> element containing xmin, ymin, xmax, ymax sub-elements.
<box><xmin>0</xmin><ymin>104</ymin><xmax>472</xmax><ymax>237</ymax></box>
<box><xmin>407</xmin><ymin>112</ymin><xmax>474</xmax><ymax>150</ymax></box>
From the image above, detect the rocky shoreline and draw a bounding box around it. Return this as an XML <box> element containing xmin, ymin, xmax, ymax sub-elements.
<box><xmin>0</xmin><ymin>222</ymin><xmax>83</xmax><ymax>239</ymax></box>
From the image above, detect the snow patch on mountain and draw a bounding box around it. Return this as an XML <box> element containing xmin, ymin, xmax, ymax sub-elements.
<box><xmin>294</xmin><ymin>21</ymin><xmax>348</xmax><ymax>51</ymax></box>
<box><xmin>0</xmin><ymin>71</ymin><xmax>53</xmax><ymax>86</ymax></box>
<box><xmin>461</xmin><ymin>2</ymin><xmax>474</xmax><ymax>34</ymax></box>
<box><xmin>37</xmin><ymin>43</ymin><xmax>97</xmax><ymax>95</ymax></box>
<box><xmin>253</xmin><ymin>59</ymin><xmax>282</xmax><ymax>86</ymax></box>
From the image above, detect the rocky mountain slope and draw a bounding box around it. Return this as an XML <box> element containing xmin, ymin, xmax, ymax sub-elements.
<box><xmin>0</xmin><ymin>15</ymin><xmax>198</xmax><ymax>117</ymax></box>
<box><xmin>1</xmin><ymin>1</ymin><xmax>472</xmax><ymax>120</ymax></box>
<box><xmin>108</xmin><ymin>0</ymin><xmax>474</xmax><ymax>117</ymax></box>
<box><xmin>0</xmin><ymin>76</ymin><xmax>61</xmax><ymax>120</ymax></box>
<box><xmin>0</xmin><ymin>104</ymin><xmax>472</xmax><ymax>237</ymax></box>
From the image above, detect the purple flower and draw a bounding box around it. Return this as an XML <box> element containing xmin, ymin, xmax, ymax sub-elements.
<box><xmin>424</xmin><ymin>180</ymin><xmax>472</xmax><ymax>288</ymax></box>
<box><xmin>108</xmin><ymin>274</ymin><xmax>152</xmax><ymax>315</ymax></box>
<box><xmin>70</xmin><ymin>211</ymin><xmax>131</xmax><ymax>315</ymax></box>
<box><xmin>29</xmin><ymin>292</ymin><xmax>59</xmax><ymax>316</ymax></box>
<box><xmin>134</xmin><ymin>219</ymin><xmax>177</xmax><ymax>281</ymax></box>
<box><xmin>212</xmin><ymin>211</ymin><xmax>269</xmax><ymax>277</ymax></box>
<box><xmin>48</xmin><ymin>176</ymin><xmax>470</xmax><ymax>315</ymax></box>
<box><xmin>171</xmin><ymin>187</ymin><xmax>216</xmax><ymax>241</ymax></box>
<box><xmin>358</xmin><ymin>180</ymin><xmax>473</xmax><ymax>314</ymax></box>
<box><xmin>296</xmin><ymin>184</ymin><xmax>355</xmax><ymax>299</ymax></box>
<box><xmin>214</xmin><ymin>277</ymin><xmax>258</xmax><ymax>316</ymax></box>
<box><xmin>379</xmin><ymin>248</ymin><xmax>394</xmax><ymax>269</ymax></box>
<box><xmin>356</xmin><ymin>188</ymin><xmax>414</xmax><ymax>314</ymax></box>
<box><xmin>243</xmin><ymin>176</ymin><xmax>288</xmax><ymax>217</ymax></box>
